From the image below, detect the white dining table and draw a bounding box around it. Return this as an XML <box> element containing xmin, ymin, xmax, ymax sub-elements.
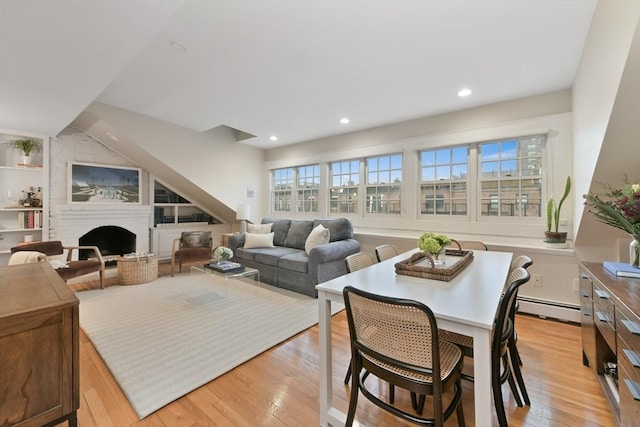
<box><xmin>316</xmin><ymin>248</ymin><xmax>513</xmax><ymax>426</ymax></box>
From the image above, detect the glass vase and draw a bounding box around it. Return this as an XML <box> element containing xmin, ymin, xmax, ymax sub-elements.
<box><xmin>631</xmin><ymin>234</ymin><xmax>640</xmax><ymax>269</ymax></box>
<box><xmin>433</xmin><ymin>248</ymin><xmax>446</xmax><ymax>266</ymax></box>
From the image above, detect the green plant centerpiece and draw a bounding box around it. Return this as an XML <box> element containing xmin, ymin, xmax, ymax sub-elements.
<box><xmin>584</xmin><ymin>177</ymin><xmax>640</xmax><ymax>268</ymax></box>
<box><xmin>545</xmin><ymin>176</ymin><xmax>571</xmax><ymax>244</ymax></box>
<box><xmin>8</xmin><ymin>138</ymin><xmax>42</xmax><ymax>165</ymax></box>
<box><xmin>417</xmin><ymin>232</ymin><xmax>451</xmax><ymax>265</ymax></box>
<box><xmin>213</xmin><ymin>246</ymin><xmax>233</xmax><ymax>262</ymax></box>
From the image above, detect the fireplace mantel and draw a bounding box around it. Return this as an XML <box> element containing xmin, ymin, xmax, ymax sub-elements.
<box><xmin>56</xmin><ymin>204</ymin><xmax>151</xmax><ymax>256</ymax></box>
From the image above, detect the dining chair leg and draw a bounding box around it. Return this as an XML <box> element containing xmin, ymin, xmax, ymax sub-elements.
<box><xmin>455</xmin><ymin>380</ymin><xmax>466</xmax><ymax>427</ymax></box>
<box><xmin>493</xmin><ymin>352</ymin><xmax>509</xmax><ymax>427</ymax></box>
<box><xmin>509</xmin><ymin>340</ymin><xmax>530</xmax><ymax>406</ymax></box>
<box><xmin>504</xmin><ymin>354</ymin><xmax>523</xmax><ymax>407</ymax></box>
<box><xmin>344</xmin><ymin>364</ymin><xmax>352</xmax><ymax>384</ymax></box>
<box><xmin>345</xmin><ymin>372</ymin><xmax>359</xmax><ymax>427</ymax></box>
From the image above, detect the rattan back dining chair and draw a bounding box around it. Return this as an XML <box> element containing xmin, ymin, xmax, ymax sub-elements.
<box><xmin>457</xmin><ymin>240</ymin><xmax>488</xmax><ymax>251</ymax></box>
<box><xmin>375</xmin><ymin>244</ymin><xmax>399</xmax><ymax>262</ymax></box>
<box><xmin>343</xmin><ymin>251</ymin><xmax>378</xmax><ymax>385</ymax></box>
<box><xmin>343</xmin><ymin>286</ymin><xmax>465</xmax><ymax>427</ymax></box>
<box><xmin>508</xmin><ymin>255</ymin><xmax>533</xmax><ymax>368</ymax></box>
<box><xmin>345</xmin><ymin>251</ymin><xmax>377</xmax><ymax>273</ymax></box>
<box><xmin>439</xmin><ymin>268</ymin><xmax>531</xmax><ymax>426</ymax></box>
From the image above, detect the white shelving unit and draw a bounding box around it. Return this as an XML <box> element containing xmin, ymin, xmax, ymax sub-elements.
<box><xmin>0</xmin><ymin>130</ymin><xmax>49</xmax><ymax>265</ymax></box>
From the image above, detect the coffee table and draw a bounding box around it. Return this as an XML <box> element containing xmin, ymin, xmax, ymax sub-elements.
<box><xmin>190</xmin><ymin>262</ymin><xmax>260</xmax><ymax>282</ymax></box>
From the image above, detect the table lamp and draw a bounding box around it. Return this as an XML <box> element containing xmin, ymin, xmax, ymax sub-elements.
<box><xmin>236</xmin><ymin>204</ymin><xmax>250</xmax><ymax>234</ymax></box>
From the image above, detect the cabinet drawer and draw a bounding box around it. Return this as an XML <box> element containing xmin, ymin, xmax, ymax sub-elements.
<box><xmin>579</xmin><ymin>271</ymin><xmax>592</xmax><ymax>299</ymax></box>
<box><xmin>593</xmin><ymin>284</ymin><xmax>616</xmax><ymax>350</ymax></box>
<box><xmin>619</xmin><ymin>360</ymin><xmax>640</xmax><ymax>426</ymax></box>
<box><xmin>618</xmin><ymin>307</ymin><xmax>640</xmax><ymax>360</ymax></box>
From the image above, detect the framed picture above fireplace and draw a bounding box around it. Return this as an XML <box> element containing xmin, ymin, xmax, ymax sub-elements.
<box><xmin>68</xmin><ymin>162</ymin><xmax>141</xmax><ymax>204</ymax></box>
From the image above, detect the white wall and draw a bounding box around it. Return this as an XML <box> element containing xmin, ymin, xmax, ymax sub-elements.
<box><xmin>573</xmin><ymin>2</ymin><xmax>640</xmax><ymax>265</ymax></box>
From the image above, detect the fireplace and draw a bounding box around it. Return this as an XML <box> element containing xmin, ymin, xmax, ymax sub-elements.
<box><xmin>78</xmin><ymin>226</ymin><xmax>136</xmax><ymax>260</ymax></box>
<box><xmin>56</xmin><ymin>204</ymin><xmax>151</xmax><ymax>260</ymax></box>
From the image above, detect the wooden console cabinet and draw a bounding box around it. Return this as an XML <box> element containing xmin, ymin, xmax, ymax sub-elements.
<box><xmin>580</xmin><ymin>262</ymin><xmax>640</xmax><ymax>426</ymax></box>
<box><xmin>0</xmin><ymin>262</ymin><xmax>79</xmax><ymax>427</ymax></box>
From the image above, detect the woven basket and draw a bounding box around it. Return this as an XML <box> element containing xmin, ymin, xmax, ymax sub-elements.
<box><xmin>117</xmin><ymin>255</ymin><xmax>158</xmax><ymax>285</ymax></box>
<box><xmin>395</xmin><ymin>241</ymin><xmax>474</xmax><ymax>282</ymax></box>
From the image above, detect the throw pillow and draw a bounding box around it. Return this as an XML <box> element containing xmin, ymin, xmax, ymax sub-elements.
<box><xmin>244</xmin><ymin>232</ymin><xmax>275</xmax><ymax>249</ymax></box>
<box><xmin>247</xmin><ymin>223</ymin><xmax>273</xmax><ymax>234</ymax></box>
<box><xmin>283</xmin><ymin>220</ymin><xmax>314</xmax><ymax>250</ymax></box>
<box><xmin>7</xmin><ymin>251</ymin><xmax>48</xmax><ymax>266</ymax></box>
<box><xmin>305</xmin><ymin>224</ymin><xmax>330</xmax><ymax>254</ymax></box>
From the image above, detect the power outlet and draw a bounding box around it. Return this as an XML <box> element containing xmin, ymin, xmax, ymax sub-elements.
<box><xmin>532</xmin><ymin>274</ymin><xmax>543</xmax><ymax>287</ymax></box>
<box><xmin>573</xmin><ymin>278</ymin><xmax>580</xmax><ymax>292</ymax></box>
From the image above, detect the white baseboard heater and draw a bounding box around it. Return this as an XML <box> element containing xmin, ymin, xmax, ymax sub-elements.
<box><xmin>517</xmin><ymin>296</ymin><xmax>581</xmax><ymax>323</ymax></box>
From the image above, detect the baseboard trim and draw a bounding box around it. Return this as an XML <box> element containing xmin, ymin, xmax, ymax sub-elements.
<box><xmin>518</xmin><ymin>297</ymin><xmax>581</xmax><ymax>323</ymax></box>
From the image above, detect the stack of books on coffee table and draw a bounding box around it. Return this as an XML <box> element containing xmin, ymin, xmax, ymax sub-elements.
<box><xmin>204</xmin><ymin>260</ymin><xmax>245</xmax><ymax>274</ymax></box>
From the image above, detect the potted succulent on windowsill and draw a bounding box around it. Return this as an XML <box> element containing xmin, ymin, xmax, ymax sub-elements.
<box><xmin>8</xmin><ymin>138</ymin><xmax>41</xmax><ymax>165</ymax></box>
<box><xmin>545</xmin><ymin>176</ymin><xmax>571</xmax><ymax>247</ymax></box>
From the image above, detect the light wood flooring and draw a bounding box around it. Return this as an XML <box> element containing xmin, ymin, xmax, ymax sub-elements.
<box><xmin>63</xmin><ymin>261</ymin><xmax>616</xmax><ymax>426</ymax></box>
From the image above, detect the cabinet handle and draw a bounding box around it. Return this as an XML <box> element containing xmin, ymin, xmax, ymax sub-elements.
<box><xmin>622</xmin><ymin>319</ymin><xmax>640</xmax><ymax>335</ymax></box>
<box><xmin>623</xmin><ymin>349</ymin><xmax>640</xmax><ymax>368</ymax></box>
<box><xmin>581</xmin><ymin>290</ymin><xmax>590</xmax><ymax>298</ymax></box>
<box><xmin>595</xmin><ymin>311</ymin><xmax>609</xmax><ymax>323</ymax></box>
<box><xmin>594</xmin><ymin>289</ymin><xmax>610</xmax><ymax>299</ymax></box>
<box><xmin>624</xmin><ymin>379</ymin><xmax>640</xmax><ymax>401</ymax></box>
<box><xmin>581</xmin><ymin>308</ymin><xmax>591</xmax><ymax>317</ymax></box>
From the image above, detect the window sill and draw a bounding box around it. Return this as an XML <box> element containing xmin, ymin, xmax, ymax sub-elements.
<box><xmin>354</xmin><ymin>227</ymin><xmax>575</xmax><ymax>257</ymax></box>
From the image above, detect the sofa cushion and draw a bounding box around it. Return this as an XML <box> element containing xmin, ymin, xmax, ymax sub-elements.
<box><xmin>244</xmin><ymin>232</ymin><xmax>274</xmax><ymax>249</ymax></box>
<box><xmin>254</xmin><ymin>247</ymin><xmax>302</xmax><ymax>267</ymax></box>
<box><xmin>284</xmin><ymin>220</ymin><xmax>314</xmax><ymax>249</ymax></box>
<box><xmin>279</xmin><ymin>251</ymin><xmax>309</xmax><ymax>274</ymax></box>
<box><xmin>313</xmin><ymin>218</ymin><xmax>353</xmax><ymax>242</ymax></box>
<box><xmin>247</xmin><ymin>223</ymin><xmax>272</xmax><ymax>234</ymax></box>
<box><xmin>262</xmin><ymin>218</ymin><xmax>291</xmax><ymax>246</ymax></box>
<box><xmin>305</xmin><ymin>224</ymin><xmax>330</xmax><ymax>254</ymax></box>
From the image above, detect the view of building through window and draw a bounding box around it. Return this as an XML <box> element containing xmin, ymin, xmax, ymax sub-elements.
<box><xmin>419</xmin><ymin>146</ymin><xmax>468</xmax><ymax>215</ymax></box>
<box><xmin>297</xmin><ymin>164</ymin><xmax>320</xmax><ymax>213</ymax></box>
<box><xmin>479</xmin><ymin>135</ymin><xmax>544</xmax><ymax>217</ymax></box>
<box><xmin>271</xmin><ymin>167</ymin><xmax>293</xmax><ymax>212</ymax></box>
<box><xmin>270</xmin><ymin>133</ymin><xmax>545</xmax><ymax>220</ymax></box>
<box><xmin>365</xmin><ymin>154</ymin><xmax>402</xmax><ymax>214</ymax></box>
<box><xmin>329</xmin><ymin>160</ymin><xmax>360</xmax><ymax>214</ymax></box>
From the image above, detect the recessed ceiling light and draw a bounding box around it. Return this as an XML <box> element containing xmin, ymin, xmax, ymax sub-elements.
<box><xmin>269</xmin><ymin>136</ymin><xmax>278</xmax><ymax>141</ymax></box>
<box><xmin>458</xmin><ymin>88</ymin><xmax>472</xmax><ymax>97</ymax></box>
<box><xmin>340</xmin><ymin>117</ymin><xmax>350</xmax><ymax>124</ymax></box>
<box><xmin>170</xmin><ymin>41</ymin><xmax>187</xmax><ymax>52</ymax></box>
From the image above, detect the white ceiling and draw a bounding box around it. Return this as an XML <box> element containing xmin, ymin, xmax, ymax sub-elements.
<box><xmin>0</xmin><ymin>0</ymin><xmax>597</xmax><ymax>149</ymax></box>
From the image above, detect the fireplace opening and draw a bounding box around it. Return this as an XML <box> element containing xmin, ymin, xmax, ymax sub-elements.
<box><xmin>79</xmin><ymin>225</ymin><xmax>136</xmax><ymax>262</ymax></box>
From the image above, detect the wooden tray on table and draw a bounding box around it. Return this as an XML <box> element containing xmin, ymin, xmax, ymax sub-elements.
<box><xmin>394</xmin><ymin>240</ymin><xmax>474</xmax><ymax>282</ymax></box>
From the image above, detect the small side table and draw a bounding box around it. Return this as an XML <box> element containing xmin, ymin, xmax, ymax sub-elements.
<box><xmin>117</xmin><ymin>254</ymin><xmax>158</xmax><ymax>285</ymax></box>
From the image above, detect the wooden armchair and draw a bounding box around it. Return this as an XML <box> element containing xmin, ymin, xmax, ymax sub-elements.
<box><xmin>171</xmin><ymin>231</ymin><xmax>213</xmax><ymax>276</ymax></box>
<box><xmin>10</xmin><ymin>240</ymin><xmax>105</xmax><ymax>288</ymax></box>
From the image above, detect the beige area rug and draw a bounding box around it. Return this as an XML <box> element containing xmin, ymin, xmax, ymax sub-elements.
<box><xmin>76</xmin><ymin>273</ymin><xmax>343</xmax><ymax>419</ymax></box>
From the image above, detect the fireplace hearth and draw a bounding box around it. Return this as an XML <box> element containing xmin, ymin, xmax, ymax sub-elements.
<box><xmin>79</xmin><ymin>226</ymin><xmax>136</xmax><ymax>261</ymax></box>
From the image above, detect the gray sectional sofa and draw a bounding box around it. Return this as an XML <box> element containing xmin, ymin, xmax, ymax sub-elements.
<box><xmin>228</xmin><ymin>217</ymin><xmax>360</xmax><ymax>297</ymax></box>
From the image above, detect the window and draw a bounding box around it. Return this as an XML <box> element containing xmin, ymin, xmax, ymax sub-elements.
<box><xmin>419</xmin><ymin>147</ymin><xmax>468</xmax><ymax>216</ymax></box>
<box><xmin>479</xmin><ymin>135</ymin><xmax>544</xmax><ymax>217</ymax></box>
<box><xmin>329</xmin><ymin>160</ymin><xmax>360</xmax><ymax>214</ymax></box>
<box><xmin>366</xmin><ymin>154</ymin><xmax>402</xmax><ymax>214</ymax></box>
<box><xmin>271</xmin><ymin>167</ymin><xmax>293</xmax><ymax>212</ymax></box>
<box><xmin>296</xmin><ymin>164</ymin><xmax>320</xmax><ymax>213</ymax></box>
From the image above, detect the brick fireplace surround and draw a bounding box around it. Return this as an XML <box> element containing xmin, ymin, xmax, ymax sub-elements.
<box><xmin>56</xmin><ymin>204</ymin><xmax>151</xmax><ymax>259</ymax></box>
